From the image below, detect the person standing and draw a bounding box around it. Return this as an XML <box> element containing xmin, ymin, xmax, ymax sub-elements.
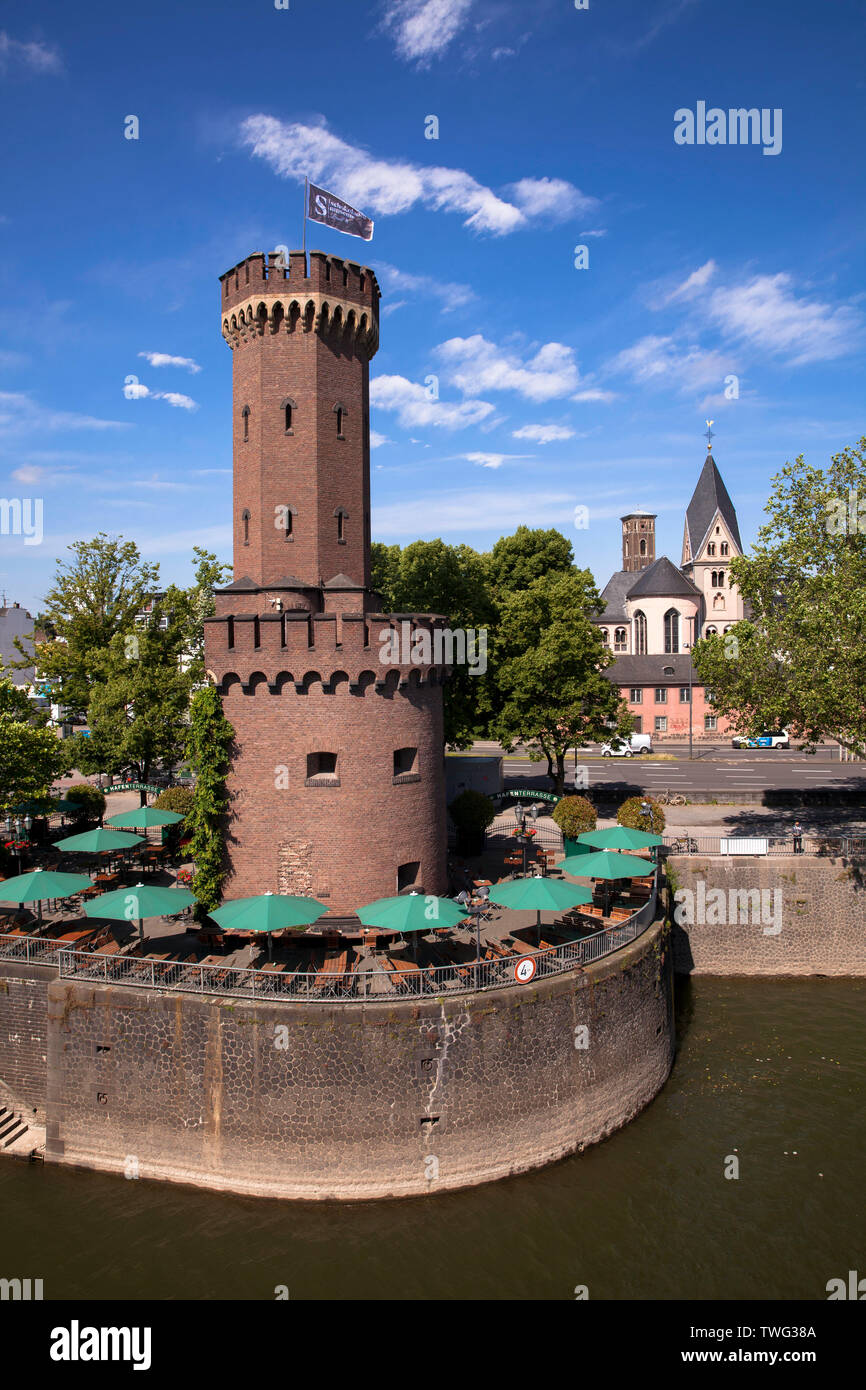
<box><xmin>792</xmin><ymin>820</ymin><xmax>804</xmax><ymax>854</ymax></box>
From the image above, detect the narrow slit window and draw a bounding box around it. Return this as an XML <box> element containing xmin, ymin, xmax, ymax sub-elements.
<box><xmin>242</xmin><ymin>509</ymin><xmax>250</xmax><ymax>546</ymax></box>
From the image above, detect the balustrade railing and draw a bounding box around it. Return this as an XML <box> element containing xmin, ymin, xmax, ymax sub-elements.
<box><xmin>0</xmin><ymin>881</ymin><xmax>658</xmax><ymax>1003</ymax></box>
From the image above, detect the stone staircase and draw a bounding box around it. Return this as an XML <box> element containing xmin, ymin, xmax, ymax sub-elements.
<box><xmin>0</xmin><ymin>1104</ymin><xmax>38</xmax><ymax>1158</ymax></box>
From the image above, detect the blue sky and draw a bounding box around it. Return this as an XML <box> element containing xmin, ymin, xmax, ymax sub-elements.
<box><xmin>1</xmin><ymin>0</ymin><xmax>864</xmax><ymax>613</ymax></box>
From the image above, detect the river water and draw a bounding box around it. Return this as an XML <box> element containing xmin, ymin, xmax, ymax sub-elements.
<box><xmin>2</xmin><ymin>977</ymin><xmax>864</xmax><ymax>1301</ymax></box>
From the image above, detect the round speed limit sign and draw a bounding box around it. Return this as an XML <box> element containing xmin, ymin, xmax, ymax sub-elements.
<box><xmin>514</xmin><ymin>956</ymin><xmax>537</xmax><ymax>984</ymax></box>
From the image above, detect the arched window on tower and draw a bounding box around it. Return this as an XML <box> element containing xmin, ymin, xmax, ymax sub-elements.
<box><xmin>242</xmin><ymin>405</ymin><xmax>250</xmax><ymax>442</ymax></box>
<box><xmin>334</xmin><ymin>506</ymin><xmax>348</xmax><ymax>544</ymax></box>
<box><xmin>664</xmin><ymin>608</ymin><xmax>680</xmax><ymax>654</ymax></box>
<box><xmin>334</xmin><ymin>402</ymin><xmax>347</xmax><ymax>439</ymax></box>
<box><xmin>634</xmin><ymin>610</ymin><xmax>647</xmax><ymax>655</ymax></box>
<box><xmin>242</xmin><ymin>509</ymin><xmax>251</xmax><ymax>546</ymax></box>
<box><xmin>281</xmin><ymin>396</ymin><xmax>297</xmax><ymax>434</ymax></box>
<box><xmin>639</xmin><ymin>538</ymin><xmax>646</xmax><ymax>556</ymax></box>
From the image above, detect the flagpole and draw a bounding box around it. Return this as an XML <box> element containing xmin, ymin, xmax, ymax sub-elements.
<box><xmin>303</xmin><ymin>176</ymin><xmax>308</xmax><ymax>266</ymax></box>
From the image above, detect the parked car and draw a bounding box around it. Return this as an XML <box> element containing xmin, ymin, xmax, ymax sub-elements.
<box><xmin>601</xmin><ymin>733</ymin><xmax>653</xmax><ymax>757</ymax></box>
<box><xmin>731</xmin><ymin>732</ymin><xmax>790</xmax><ymax>749</ymax></box>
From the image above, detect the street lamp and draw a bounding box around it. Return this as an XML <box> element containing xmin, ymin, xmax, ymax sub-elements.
<box><xmin>684</xmin><ymin>614</ymin><xmax>696</xmax><ymax>761</ymax></box>
<box><xmin>4</xmin><ymin>814</ymin><xmax>32</xmax><ymax>875</ymax></box>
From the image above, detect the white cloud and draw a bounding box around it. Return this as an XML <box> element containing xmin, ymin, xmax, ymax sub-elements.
<box><xmin>580</xmin><ymin>229</ymin><xmax>607</xmax><ymax>239</ymax></box>
<box><xmin>0</xmin><ymin>392</ymin><xmax>128</xmax><ymax>435</ymax></box>
<box><xmin>124</xmin><ymin>382</ymin><xmax>198</xmax><ymax>411</ymax></box>
<box><xmin>239</xmin><ymin>115</ymin><xmax>594</xmax><ymax>237</ymax></box>
<box><xmin>138</xmin><ymin>351</ymin><xmax>202</xmax><ymax>374</ymax></box>
<box><xmin>658</xmin><ymin>259</ymin><xmax>717</xmax><ymax>305</ymax></box>
<box><xmin>370</xmin><ymin>374</ymin><xmax>494</xmax><ymax>429</ymax></box>
<box><xmin>506</xmin><ymin>177</ymin><xmax>600</xmax><ymax>222</ymax></box>
<box><xmin>706</xmin><ymin>273</ymin><xmax>862</xmax><ymax>365</ymax></box>
<box><xmin>370</xmin><ymin>430</ymin><xmax>391</xmax><ymax>448</ymax></box>
<box><xmin>377</xmin><ymin>262</ymin><xmax>476</xmax><ymax>313</ymax></box>
<box><xmin>512</xmin><ymin>423</ymin><xmax>575</xmax><ymax>444</ymax></box>
<box><xmin>382</xmin><ymin>0</ymin><xmax>474</xmax><ymax>64</ymax></box>
<box><xmin>0</xmin><ymin>32</ymin><xmax>62</xmax><ymax>75</ymax></box>
<box><xmin>436</xmin><ymin>334</ymin><xmax>582</xmax><ymax>402</ymax></box>
<box><xmin>607</xmin><ymin>335</ymin><xmax>732</xmax><ymax>393</ymax></box>
<box><xmin>461</xmin><ymin>452</ymin><xmax>532</xmax><ymax>469</ymax></box>
<box><xmin>571</xmin><ymin>388</ymin><xmax>617</xmax><ymax>402</ymax></box>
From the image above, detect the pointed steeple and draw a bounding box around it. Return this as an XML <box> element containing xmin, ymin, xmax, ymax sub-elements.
<box><xmin>683</xmin><ymin>452</ymin><xmax>742</xmax><ymax>561</ymax></box>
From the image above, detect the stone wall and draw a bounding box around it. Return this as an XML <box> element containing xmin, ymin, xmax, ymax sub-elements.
<box><xmin>0</xmin><ymin>961</ymin><xmax>49</xmax><ymax>1123</ymax></box>
<box><xmin>669</xmin><ymin>853</ymin><xmax>866</xmax><ymax>975</ymax></box>
<box><xmin>42</xmin><ymin>919</ymin><xmax>673</xmax><ymax>1200</ymax></box>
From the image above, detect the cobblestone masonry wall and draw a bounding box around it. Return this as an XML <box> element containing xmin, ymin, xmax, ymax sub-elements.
<box><xmin>42</xmin><ymin>920</ymin><xmax>673</xmax><ymax>1201</ymax></box>
<box><xmin>0</xmin><ymin>961</ymin><xmax>48</xmax><ymax>1123</ymax></box>
<box><xmin>670</xmin><ymin>855</ymin><xmax>866</xmax><ymax>975</ymax></box>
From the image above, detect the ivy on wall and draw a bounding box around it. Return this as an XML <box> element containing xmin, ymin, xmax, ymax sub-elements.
<box><xmin>187</xmin><ymin>686</ymin><xmax>234</xmax><ymax>915</ymax></box>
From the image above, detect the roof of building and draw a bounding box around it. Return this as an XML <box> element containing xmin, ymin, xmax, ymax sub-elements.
<box><xmin>625</xmin><ymin>556</ymin><xmax>701</xmax><ymax>600</ymax></box>
<box><xmin>594</xmin><ymin>570</ymin><xmax>633</xmax><ymax>623</ymax></box>
<box><xmin>603</xmin><ymin>653</ymin><xmax>697</xmax><ymax>686</ymax></box>
<box><xmin>685</xmin><ymin>453</ymin><xmax>742</xmax><ymax>556</ymax></box>
<box><xmin>0</xmin><ymin>603</ymin><xmax>37</xmax><ymax>685</ymax></box>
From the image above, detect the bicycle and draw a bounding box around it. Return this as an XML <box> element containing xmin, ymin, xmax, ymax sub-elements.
<box><xmin>668</xmin><ymin>835</ymin><xmax>699</xmax><ymax>854</ymax></box>
<box><xmin>657</xmin><ymin>788</ymin><xmax>687</xmax><ymax>806</ymax></box>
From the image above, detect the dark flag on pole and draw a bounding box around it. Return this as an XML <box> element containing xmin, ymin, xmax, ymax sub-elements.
<box><xmin>307</xmin><ymin>182</ymin><xmax>374</xmax><ymax>241</ymax></box>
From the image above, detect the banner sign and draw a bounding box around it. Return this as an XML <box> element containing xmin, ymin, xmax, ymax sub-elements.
<box><xmin>307</xmin><ymin>183</ymin><xmax>374</xmax><ymax>241</ymax></box>
<box><xmin>493</xmin><ymin>788</ymin><xmax>559</xmax><ymax>805</ymax></box>
<box><xmin>103</xmin><ymin>783</ymin><xmax>162</xmax><ymax>794</ymax></box>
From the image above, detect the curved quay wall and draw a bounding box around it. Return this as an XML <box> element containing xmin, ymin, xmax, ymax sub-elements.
<box><xmin>40</xmin><ymin>917</ymin><xmax>674</xmax><ymax>1201</ymax></box>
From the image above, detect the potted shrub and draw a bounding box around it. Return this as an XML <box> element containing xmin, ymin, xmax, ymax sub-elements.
<box><xmin>552</xmin><ymin>795</ymin><xmax>597</xmax><ymax>857</ymax></box>
<box><xmin>65</xmin><ymin>783</ymin><xmax>107</xmax><ymax>826</ymax></box>
<box><xmin>448</xmin><ymin>789</ymin><xmax>496</xmax><ymax>858</ymax></box>
<box><xmin>617</xmin><ymin>795</ymin><xmax>665</xmax><ymax>834</ymax></box>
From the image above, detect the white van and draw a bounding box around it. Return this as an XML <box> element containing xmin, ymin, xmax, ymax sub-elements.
<box><xmin>601</xmin><ymin>733</ymin><xmax>653</xmax><ymax>757</ymax></box>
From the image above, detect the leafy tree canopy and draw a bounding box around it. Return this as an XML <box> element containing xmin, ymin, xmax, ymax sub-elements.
<box><xmin>692</xmin><ymin>438</ymin><xmax>866</xmax><ymax>757</ymax></box>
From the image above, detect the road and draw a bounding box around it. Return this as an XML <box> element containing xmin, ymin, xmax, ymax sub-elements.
<box><xmin>487</xmin><ymin>746</ymin><xmax>866</xmax><ymax>799</ymax></box>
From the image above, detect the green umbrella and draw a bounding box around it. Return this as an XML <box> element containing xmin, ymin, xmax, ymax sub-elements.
<box><xmin>560</xmin><ymin>849</ymin><xmax>654</xmax><ymax>879</ymax></box>
<box><xmin>561</xmin><ymin>849</ymin><xmax>655</xmax><ymax>920</ymax></box>
<box><xmin>211</xmin><ymin>892</ymin><xmax>327</xmax><ymax>958</ymax></box>
<box><xmin>577</xmin><ymin>826</ymin><xmax>664</xmax><ymax>851</ymax></box>
<box><xmin>83</xmin><ymin>882</ymin><xmax>196</xmax><ymax>942</ymax></box>
<box><xmin>487</xmin><ymin>876</ymin><xmax>592</xmax><ymax>950</ymax></box>
<box><xmin>106</xmin><ymin>807</ymin><xmax>185</xmax><ymax>829</ymax></box>
<box><xmin>10</xmin><ymin>798</ymin><xmax>55</xmax><ymax>815</ymax></box>
<box><xmin>52</xmin><ymin>827</ymin><xmax>143</xmax><ymax>854</ymax></box>
<box><xmin>357</xmin><ymin>893</ymin><xmax>468</xmax><ymax>934</ymax></box>
<box><xmin>0</xmin><ymin>868</ymin><xmax>93</xmax><ymax>923</ymax></box>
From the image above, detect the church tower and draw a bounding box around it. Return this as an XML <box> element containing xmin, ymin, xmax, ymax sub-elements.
<box><xmin>204</xmin><ymin>251</ymin><xmax>448</xmax><ymax>913</ymax></box>
<box><xmin>621</xmin><ymin>511</ymin><xmax>656</xmax><ymax>573</ymax></box>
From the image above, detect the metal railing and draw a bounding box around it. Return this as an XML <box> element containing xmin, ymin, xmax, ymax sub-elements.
<box><xmin>663</xmin><ymin>834</ymin><xmax>866</xmax><ymax>857</ymax></box>
<box><xmin>0</xmin><ymin>879</ymin><xmax>658</xmax><ymax>1004</ymax></box>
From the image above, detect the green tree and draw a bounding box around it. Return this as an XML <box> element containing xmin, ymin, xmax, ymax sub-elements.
<box><xmin>494</xmin><ymin>569</ymin><xmax>630</xmax><ymax>794</ymax></box>
<box><xmin>0</xmin><ymin>679</ymin><xmax>70</xmax><ymax>809</ymax></box>
<box><xmin>371</xmin><ymin>537</ymin><xmax>495</xmax><ymax>747</ymax></box>
<box><xmin>186</xmin><ymin>686</ymin><xmax>234</xmax><ymax>914</ymax></box>
<box><xmin>692</xmin><ymin>438</ymin><xmax>866</xmax><ymax>756</ymax></box>
<box><xmin>486</xmin><ymin>525</ymin><xmax>574</xmax><ymax>595</ymax></box>
<box><xmin>35</xmin><ymin>535</ymin><xmax>161</xmax><ymax>715</ymax></box>
<box><xmin>616</xmin><ymin>795</ymin><xmax>665</xmax><ymax>833</ymax></box>
<box><xmin>163</xmin><ymin>546</ymin><xmax>232</xmax><ymax>687</ymax></box>
<box><xmin>71</xmin><ymin>614</ymin><xmax>192</xmax><ymax>803</ymax></box>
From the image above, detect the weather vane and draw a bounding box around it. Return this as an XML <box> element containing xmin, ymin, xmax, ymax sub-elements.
<box><xmin>705</xmin><ymin>420</ymin><xmax>714</xmax><ymax>449</ymax></box>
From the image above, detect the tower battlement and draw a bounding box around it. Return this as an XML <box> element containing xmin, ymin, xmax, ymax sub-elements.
<box><xmin>204</xmin><ymin>609</ymin><xmax>450</xmax><ymax>677</ymax></box>
<box><xmin>221</xmin><ymin>250</ymin><xmax>379</xmax><ymax>315</ymax></box>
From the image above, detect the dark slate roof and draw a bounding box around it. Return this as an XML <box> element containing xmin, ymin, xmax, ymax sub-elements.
<box><xmin>685</xmin><ymin>454</ymin><xmax>742</xmax><ymax>556</ymax></box>
<box><xmin>603</xmin><ymin>653</ymin><xmax>697</xmax><ymax>686</ymax></box>
<box><xmin>323</xmin><ymin>573</ymin><xmax>363</xmax><ymax>589</ymax></box>
<box><xmin>594</xmin><ymin>570</ymin><xmax>632</xmax><ymax>623</ymax></box>
<box><xmin>625</xmin><ymin>556</ymin><xmax>701</xmax><ymax>600</ymax></box>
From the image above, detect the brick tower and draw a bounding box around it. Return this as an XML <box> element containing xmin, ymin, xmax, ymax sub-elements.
<box><xmin>204</xmin><ymin>251</ymin><xmax>448</xmax><ymax>913</ymax></box>
<box><xmin>620</xmin><ymin>511</ymin><xmax>656</xmax><ymax>573</ymax></box>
